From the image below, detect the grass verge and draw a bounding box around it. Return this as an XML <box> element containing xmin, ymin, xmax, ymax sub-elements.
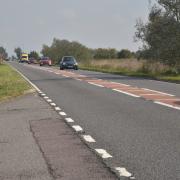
<box><xmin>80</xmin><ymin>61</ymin><xmax>180</xmax><ymax>83</ymax></box>
<box><xmin>0</xmin><ymin>63</ymin><xmax>32</xmax><ymax>101</ymax></box>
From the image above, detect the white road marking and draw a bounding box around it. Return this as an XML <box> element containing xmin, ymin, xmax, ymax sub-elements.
<box><xmin>111</xmin><ymin>82</ymin><xmax>130</xmax><ymax>86</ymax></box>
<box><xmin>72</xmin><ymin>125</ymin><xmax>83</xmax><ymax>132</ymax></box>
<box><xmin>65</xmin><ymin>118</ymin><xmax>74</xmax><ymax>123</ymax></box>
<box><xmin>88</xmin><ymin>82</ymin><xmax>104</xmax><ymax>87</ymax></box>
<box><xmin>140</xmin><ymin>93</ymin><xmax>162</xmax><ymax>96</ymax></box>
<box><xmin>82</xmin><ymin>135</ymin><xmax>96</xmax><ymax>143</ymax></box>
<box><xmin>115</xmin><ymin>167</ymin><xmax>133</xmax><ymax>178</ymax></box>
<box><xmin>41</xmin><ymin>93</ymin><xmax>46</xmax><ymax>96</ymax></box>
<box><xmin>50</xmin><ymin>103</ymin><xmax>56</xmax><ymax>106</ymax></box>
<box><xmin>142</xmin><ymin>88</ymin><xmax>175</xmax><ymax>96</ymax></box>
<box><xmin>59</xmin><ymin>112</ymin><xmax>67</xmax><ymax>116</ymax></box>
<box><xmin>47</xmin><ymin>99</ymin><xmax>52</xmax><ymax>102</ymax></box>
<box><xmin>55</xmin><ymin>107</ymin><xmax>61</xmax><ymax>111</ymax></box>
<box><xmin>44</xmin><ymin>96</ymin><xmax>49</xmax><ymax>99</ymax></box>
<box><xmin>63</xmin><ymin>75</ymin><xmax>69</xmax><ymax>78</ymax></box>
<box><xmin>113</xmin><ymin>89</ymin><xmax>140</xmax><ymax>98</ymax></box>
<box><xmin>95</xmin><ymin>149</ymin><xmax>112</xmax><ymax>159</ymax></box>
<box><xmin>75</xmin><ymin>78</ymin><xmax>82</xmax><ymax>81</ymax></box>
<box><xmin>154</xmin><ymin>101</ymin><xmax>180</xmax><ymax>110</ymax></box>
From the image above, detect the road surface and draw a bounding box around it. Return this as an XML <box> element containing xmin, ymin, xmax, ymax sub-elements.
<box><xmin>10</xmin><ymin>62</ymin><xmax>180</xmax><ymax>180</ymax></box>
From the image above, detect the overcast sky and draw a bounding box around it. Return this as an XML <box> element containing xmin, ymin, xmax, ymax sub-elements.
<box><xmin>0</xmin><ymin>0</ymin><xmax>155</xmax><ymax>55</ymax></box>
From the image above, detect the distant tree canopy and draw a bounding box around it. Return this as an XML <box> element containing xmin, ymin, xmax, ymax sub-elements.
<box><xmin>0</xmin><ymin>46</ymin><xmax>8</xmax><ymax>64</ymax></box>
<box><xmin>93</xmin><ymin>48</ymin><xmax>117</xmax><ymax>59</ymax></box>
<box><xmin>41</xmin><ymin>38</ymin><xmax>92</xmax><ymax>64</ymax></box>
<box><xmin>117</xmin><ymin>49</ymin><xmax>134</xmax><ymax>59</ymax></box>
<box><xmin>14</xmin><ymin>47</ymin><xmax>22</xmax><ymax>59</ymax></box>
<box><xmin>135</xmin><ymin>0</ymin><xmax>180</xmax><ymax>67</ymax></box>
<box><xmin>29</xmin><ymin>51</ymin><xmax>39</xmax><ymax>59</ymax></box>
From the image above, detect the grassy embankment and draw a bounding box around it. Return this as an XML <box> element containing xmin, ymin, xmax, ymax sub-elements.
<box><xmin>80</xmin><ymin>59</ymin><xmax>180</xmax><ymax>83</ymax></box>
<box><xmin>0</xmin><ymin>63</ymin><xmax>32</xmax><ymax>101</ymax></box>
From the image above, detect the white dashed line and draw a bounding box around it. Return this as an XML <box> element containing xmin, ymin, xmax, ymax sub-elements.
<box><xmin>88</xmin><ymin>82</ymin><xmax>104</xmax><ymax>87</ymax></box>
<box><xmin>142</xmin><ymin>88</ymin><xmax>175</xmax><ymax>96</ymax></box>
<box><xmin>113</xmin><ymin>89</ymin><xmax>140</xmax><ymax>98</ymax></box>
<box><xmin>55</xmin><ymin>107</ymin><xmax>61</xmax><ymax>111</ymax></box>
<box><xmin>72</xmin><ymin>125</ymin><xmax>83</xmax><ymax>132</ymax></box>
<box><xmin>59</xmin><ymin>112</ymin><xmax>67</xmax><ymax>116</ymax></box>
<box><xmin>65</xmin><ymin>118</ymin><xmax>74</xmax><ymax>123</ymax></box>
<box><xmin>115</xmin><ymin>167</ymin><xmax>133</xmax><ymax>178</ymax></box>
<box><xmin>41</xmin><ymin>93</ymin><xmax>46</xmax><ymax>96</ymax></box>
<box><xmin>95</xmin><ymin>149</ymin><xmax>113</xmax><ymax>159</ymax></box>
<box><xmin>47</xmin><ymin>99</ymin><xmax>52</xmax><ymax>102</ymax></box>
<box><xmin>82</xmin><ymin>135</ymin><xmax>96</xmax><ymax>143</ymax></box>
<box><xmin>154</xmin><ymin>101</ymin><xmax>180</xmax><ymax>110</ymax></box>
<box><xmin>44</xmin><ymin>96</ymin><xmax>49</xmax><ymax>99</ymax></box>
<box><xmin>50</xmin><ymin>103</ymin><xmax>56</xmax><ymax>106</ymax></box>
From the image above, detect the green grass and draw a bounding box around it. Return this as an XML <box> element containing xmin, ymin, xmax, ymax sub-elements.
<box><xmin>0</xmin><ymin>63</ymin><xmax>32</xmax><ymax>101</ymax></box>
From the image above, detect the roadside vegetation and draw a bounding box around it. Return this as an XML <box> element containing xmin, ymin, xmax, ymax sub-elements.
<box><xmin>9</xmin><ymin>0</ymin><xmax>180</xmax><ymax>83</ymax></box>
<box><xmin>0</xmin><ymin>64</ymin><xmax>31</xmax><ymax>101</ymax></box>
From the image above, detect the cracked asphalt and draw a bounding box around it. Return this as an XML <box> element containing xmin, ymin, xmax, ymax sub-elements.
<box><xmin>0</xmin><ymin>93</ymin><xmax>117</xmax><ymax>180</ymax></box>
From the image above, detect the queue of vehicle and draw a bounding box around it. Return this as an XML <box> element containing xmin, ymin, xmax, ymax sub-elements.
<box><xmin>18</xmin><ymin>54</ymin><xmax>79</xmax><ymax>70</ymax></box>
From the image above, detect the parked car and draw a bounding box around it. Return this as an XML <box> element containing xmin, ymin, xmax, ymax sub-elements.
<box><xmin>60</xmin><ymin>56</ymin><xmax>78</xmax><ymax>70</ymax></box>
<box><xmin>39</xmin><ymin>57</ymin><xmax>52</xmax><ymax>66</ymax></box>
<box><xmin>28</xmin><ymin>57</ymin><xmax>38</xmax><ymax>64</ymax></box>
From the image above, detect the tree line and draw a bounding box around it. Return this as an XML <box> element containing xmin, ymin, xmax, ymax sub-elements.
<box><xmin>135</xmin><ymin>0</ymin><xmax>180</xmax><ymax>69</ymax></box>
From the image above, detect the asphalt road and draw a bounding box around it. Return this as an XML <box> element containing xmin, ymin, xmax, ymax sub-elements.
<box><xmin>10</xmin><ymin>62</ymin><xmax>180</xmax><ymax>180</ymax></box>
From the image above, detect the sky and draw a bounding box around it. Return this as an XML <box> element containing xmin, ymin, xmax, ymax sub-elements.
<box><xmin>0</xmin><ymin>0</ymin><xmax>155</xmax><ymax>56</ymax></box>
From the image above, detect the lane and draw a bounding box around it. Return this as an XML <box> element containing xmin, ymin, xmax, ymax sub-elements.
<box><xmin>78</xmin><ymin>69</ymin><xmax>180</xmax><ymax>97</ymax></box>
<box><xmin>11</xmin><ymin>62</ymin><xmax>180</xmax><ymax>180</ymax></box>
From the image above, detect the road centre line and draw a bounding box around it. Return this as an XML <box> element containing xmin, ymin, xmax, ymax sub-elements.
<box><xmin>113</xmin><ymin>89</ymin><xmax>140</xmax><ymax>98</ymax></box>
<box><xmin>47</xmin><ymin>99</ymin><xmax>52</xmax><ymax>102</ymax></box>
<box><xmin>110</xmin><ymin>82</ymin><xmax>130</xmax><ymax>86</ymax></box>
<box><xmin>88</xmin><ymin>82</ymin><xmax>104</xmax><ymax>87</ymax></box>
<box><xmin>82</xmin><ymin>135</ymin><xmax>96</xmax><ymax>143</ymax></box>
<box><xmin>95</xmin><ymin>149</ymin><xmax>113</xmax><ymax>159</ymax></box>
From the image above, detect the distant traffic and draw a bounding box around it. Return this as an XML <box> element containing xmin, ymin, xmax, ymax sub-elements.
<box><xmin>17</xmin><ymin>53</ymin><xmax>79</xmax><ymax>70</ymax></box>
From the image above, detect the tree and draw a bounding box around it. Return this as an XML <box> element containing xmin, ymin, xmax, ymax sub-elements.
<box><xmin>135</xmin><ymin>1</ymin><xmax>180</xmax><ymax>66</ymax></box>
<box><xmin>41</xmin><ymin>38</ymin><xmax>92</xmax><ymax>64</ymax></box>
<box><xmin>14</xmin><ymin>47</ymin><xmax>22</xmax><ymax>59</ymax></box>
<box><xmin>93</xmin><ymin>48</ymin><xmax>117</xmax><ymax>59</ymax></box>
<box><xmin>0</xmin><ymin>47</ymin><xmax>8</xmax><ymax>64</ymax></box>
<box><xmin>29</xmin><ymin>51</ymin><xmax>39</xmax><ymax>59</ymax></box>
<box><xmin>117</xmin><ymin>49</ymin><xmax>133</xmax><ymax>59</ymax></box>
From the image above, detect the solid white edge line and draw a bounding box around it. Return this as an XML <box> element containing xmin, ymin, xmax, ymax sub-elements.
<box><xmin>65</xmin><ymin>118</ymin><xmax>74</xmax><ymax>123</ymax></box>
<box><xmin>72</xmin><ymin>125</ymin><xmax>83</xmax><ymax>132</ymax></box>
<box><xmin>95</xmin><ymin>149</ymin><xmax>113</xmax><ymax>159</ymax></box>
<box><xmin>115</xmin><ymin>167</ymin><xmax>133</xmax><ymax>178</ymax></box>
<box><xmin>154</xmin><ymin>101</ymin><xmax>180</xmax><ymax>110</ymax></box>
<box><xmin>82</xmin><ymin>135</ymin><xmax>96</xmax><ymax>143</ymax></box>
<box><xmin>113</xmin><ymin>89</ymin><xmax>140</xmax><ymax>98</ymax></box>
<box><xmin>8</xmin><ymin>63</ymin><xmax>41</xmax><ymax>91</ymax></box>
<box><xmin>59</xmin><ymin>112</ymin><xmax>67</xmax><ymax>116</ymax></box>
<box><xmin>143</xmin><ymin>88</ymin><xmax>175</xmax><ymax>97</ymax></box>
<box><xmin>88</xmin><ymin>82</ymin><xmax>104</xmax><ymax>87</ymax></box>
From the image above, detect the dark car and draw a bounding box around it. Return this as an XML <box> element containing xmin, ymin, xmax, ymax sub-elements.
<box><xmin>28</xmin><ymin>57</ymin><xmax>38</xmax><ymax>64</ymax></box>
<box><xmin>39</xmin><ymin>57</ymin><xmax>52</xmax><ymax>66</ymax></box>
<box><xmin>60</xmin><ymin>56</ymin><xmax>78</xmax><ymax>70</ymax></box>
